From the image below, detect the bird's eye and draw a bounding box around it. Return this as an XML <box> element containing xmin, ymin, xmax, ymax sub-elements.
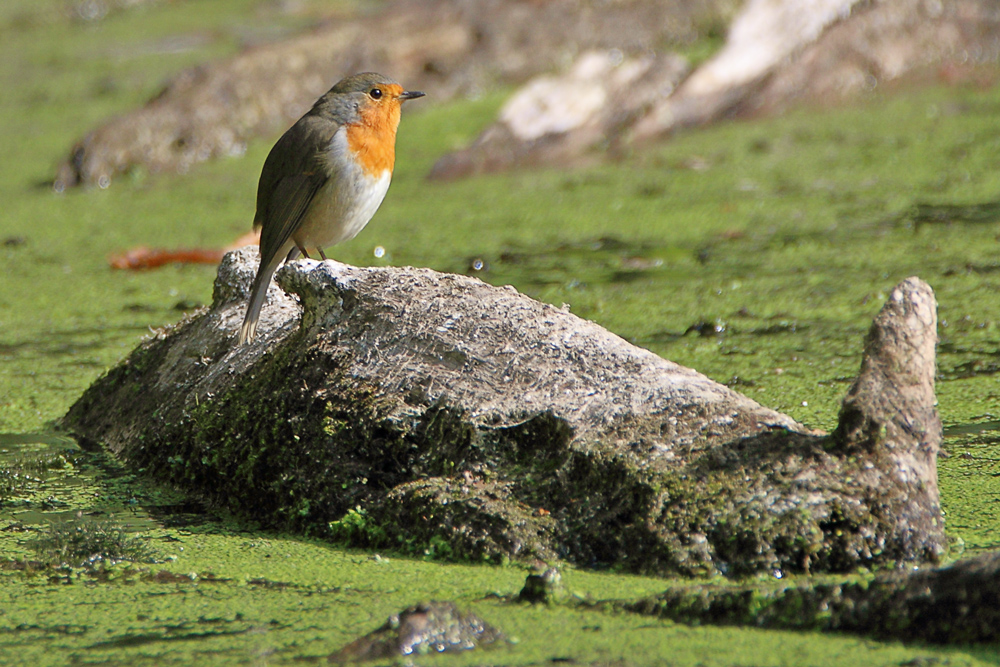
<box><xmin>369</xmin><ymin>88</ymin><xmax>382</xmax><ymax>100</ymax></box>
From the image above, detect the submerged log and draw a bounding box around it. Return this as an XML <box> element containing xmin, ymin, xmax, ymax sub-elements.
<box><xmin>623</xmin><ymin>549</ymin><xmax>1000</xmax><ymax>643</ymax></box>
<box><xmin>62</xmin><ymin>249</ymin><xmax>945</xmax><ymax>576</ymax></box>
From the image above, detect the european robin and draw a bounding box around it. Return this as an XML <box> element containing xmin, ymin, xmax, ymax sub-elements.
<box><xmin>238</xmin><ymin>72</ymin><xmax>424</xmax><ymax>344</ymax></box>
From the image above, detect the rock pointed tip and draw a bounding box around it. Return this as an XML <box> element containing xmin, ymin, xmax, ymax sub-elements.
<box><xmin>833</xmin><ymin>277</ymin><xmax>939</xmax><ymax>454</ymax></box>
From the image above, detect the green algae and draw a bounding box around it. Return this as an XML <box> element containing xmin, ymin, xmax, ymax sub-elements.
<box><xmin>3</xmin><ymin>0</ymin><xmax>1000</xmax><ymax>664</ymax></box>
<box><xmin>0</xmin><ymin>438</ymin><xmax>994</xmax><ymax>665</ymax></box>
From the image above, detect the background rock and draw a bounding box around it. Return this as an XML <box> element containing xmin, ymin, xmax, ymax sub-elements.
<box><xmin>435</xmin><ymin>0</ymin><xmax>1000</xmax><ymax>177</ymax></box>
<box><xmin>54</xmin><ymin>0</ymin><xmax>730</xmax><ymax>189</ymax></box>
<box><xmin>428</xmin><ymin>50</ymin><xmax>689</xmax><ymax>179</ymax></box>
<box><xmin>53</xmin><ymin>0</ymin><xmax>1000</xmax><ymax>187</ymax></box>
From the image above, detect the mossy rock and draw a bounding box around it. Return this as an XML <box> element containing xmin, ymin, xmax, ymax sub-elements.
<box><xmin>62</xmin><ymin>250</ymin><xmax>945</xmax><ymax>576</ymax></box>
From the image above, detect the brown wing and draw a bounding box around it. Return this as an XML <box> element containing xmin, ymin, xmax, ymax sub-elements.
<box><xmin>254</xmin><ymin>116</ymin><xmax>334</xmax><ymax>267</ymax></box>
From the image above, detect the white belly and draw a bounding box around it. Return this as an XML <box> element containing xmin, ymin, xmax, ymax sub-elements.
<box><xmin>294</xmin><ymin>128</ymin><xmax>393</xmax><ymax>252</ymax></box>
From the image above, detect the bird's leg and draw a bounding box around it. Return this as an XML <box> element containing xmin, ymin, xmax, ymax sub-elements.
<box><xmin>294</xmin><ymin>243</ymin><xmax>311</xmax><ymax>260</ymax></box>
<box><xmin>318</xmin><ymin>247</ymin><xmax>328</xmax><ymax>261</ymax></box>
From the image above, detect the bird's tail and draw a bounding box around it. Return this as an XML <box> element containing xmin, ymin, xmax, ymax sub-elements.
<box><xmin>238</xmin><ymin>258</ymin><xmax>280</xmax><ymax>345</ymax></box>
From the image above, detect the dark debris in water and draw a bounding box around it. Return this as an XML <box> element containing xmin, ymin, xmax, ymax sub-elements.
<box><xmin>639</xmin><ymin>317</ymin><xmax>805</xmax><ymax>345</ymax></box>
<box><xmin>141</xmin><ymin>569</ymin><xmax>231</xmax><ymax>584</ymax></box>
<box><xmin>942</xmin><ymin>262</ymin><xmax>1000</xmax><ymax>276</ymax></box>
<box><xmin>328</xmin><ymin>601</ymin><xmax>504</xmax><ymax>663</ymax></box>
<box><xmin>943</xmin><ymin>420</ymin><xmax>1000</xmax><ymax>437</ymax></box>
<box><xmin>6</xmin><ymin>622</ymin><xmax>88</xmax><ymax>636</ymax></box>
<box><xmin>464</xmin><ymin>235</ymin><xmax>680</xmax><ymax>288</ymax></box>
<box><xmin>748</xmin><ymin>321</ymin><xmax>805</xmax><ymax>335</ymax></box>
<box><xmin>908</xmin><ymin>201</ymin><xmax>1000</xmax><ymax>227</ymax></box>
<box><xmin>937</xmin><ymin>339</ymin><xmax>1000</xmax><ymax>380</ymax></box>
<box><xmin>940</xmin><ymin>359</ymin><xmax>1000</xmax><ymax>380</ymax></box>
<box><xmin>725</xmin><ymin>375</ymin><xmax>757</xmax><ymax>388</ymax></box>
<box><xmin>684</xmin><ymin>319</ymin><xmax>727</xmax><ymax>337</ymax></box>
<box><xmin>88</xmin><ymin>617</ymin><xmax>256</xmax><ymax>649</ymax></box>
<box><xmin>247</xmin><ymin>576</ymin><xmax>297</xmax><ymax>589</ymax></box>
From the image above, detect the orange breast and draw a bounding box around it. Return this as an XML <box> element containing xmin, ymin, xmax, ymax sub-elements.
<box><xmin>346</xmin><ymin>96</ymin><xmax>402</xmax><ymax>177</ymax></box>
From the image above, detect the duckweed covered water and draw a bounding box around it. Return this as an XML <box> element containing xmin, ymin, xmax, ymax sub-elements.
<box><xmin>1</xmin><ymin>435</ymin><xmax>996</xmax><ymax>667</ymax></box>
<box><xmin>2</xmin><ymin>1</ymin><xmax>1000</xmax><ymax>664</ymax></box>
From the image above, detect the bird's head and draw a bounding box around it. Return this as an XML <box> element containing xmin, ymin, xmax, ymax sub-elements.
<box><xmin>319</xmin><ymin>72</ymin><xmax>424</xmax><ymax>131</ymax></box>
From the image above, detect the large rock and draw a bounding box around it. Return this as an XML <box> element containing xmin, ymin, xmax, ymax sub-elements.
<box><xmin>62</xmin><ymin>249</ymin><xmax>945</xmax><ymax>576</ymax></box>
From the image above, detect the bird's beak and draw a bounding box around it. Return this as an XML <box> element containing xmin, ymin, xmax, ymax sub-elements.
<box><xmin>398</xmin><ymin>90</ymin><xmax>425</xmax><ymax>101</ymax></box>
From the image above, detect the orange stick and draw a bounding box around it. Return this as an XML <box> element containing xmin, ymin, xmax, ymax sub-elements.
<box><xmin>109</xmin><ymin>230</ymin><xmax>260</xmax><ymax>270</ymax></box>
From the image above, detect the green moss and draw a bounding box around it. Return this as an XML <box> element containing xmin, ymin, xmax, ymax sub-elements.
<box><xmin>328</xmin><ymin>505</ymin><xmax>387</xmax><ymax>545</ymax></box>
<box><xmin>2</xmin><ymin>0</ymin><xmax>1000</xmax><ymax>663</ymax></box>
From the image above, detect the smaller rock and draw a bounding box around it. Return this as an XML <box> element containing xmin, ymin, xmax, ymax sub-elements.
<box><xmin>328</xmin><ymin>601</ymin><xmax>504</xmax><ymax>663</ymax></box>
<box><xmin>517</xmin><ymin>566</ymin><xmax>564</xmax><ymax>604</ymax></box>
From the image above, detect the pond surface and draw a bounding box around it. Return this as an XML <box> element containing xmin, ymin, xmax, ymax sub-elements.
<box><xmin>2</xmin><ymin>1</ymin><xmax>1000</xmax><ymax>664</ymax></box>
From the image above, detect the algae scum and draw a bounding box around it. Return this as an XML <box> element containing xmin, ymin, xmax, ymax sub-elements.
<box><xmin>3</xmin><ymin>0</ymin><xmax>1000</xmax><ymax>665</ymax></box>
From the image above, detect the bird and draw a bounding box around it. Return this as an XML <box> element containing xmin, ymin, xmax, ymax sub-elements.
<box><xmin>238</xmin><ymin>72</ymin><xmax>424</xmax><ymax>344</ymax></box>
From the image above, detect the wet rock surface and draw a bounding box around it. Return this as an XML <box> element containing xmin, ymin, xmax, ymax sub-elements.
<box><xmin>62</xmin><ymin>250</ymin><xmax>945</xmax><ymax>576</ymax></box>
<box><xmin>327</xmin><ymin>601</ymin><xmax>503</xmax><ymax>662</ymax></box>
